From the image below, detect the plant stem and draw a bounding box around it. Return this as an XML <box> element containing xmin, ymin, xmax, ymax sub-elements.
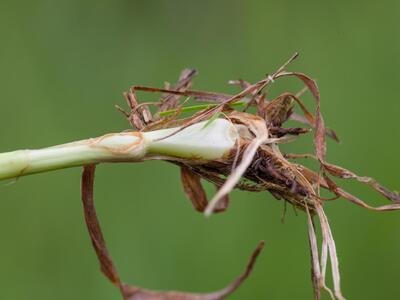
<box><xmin>0</xmin><ymin>119</ymin><xmax>238</xmax><ymax>181</ymax></box>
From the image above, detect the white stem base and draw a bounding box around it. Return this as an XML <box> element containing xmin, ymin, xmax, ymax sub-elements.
<box><xmin>0</xmin><ymin>119</ymin><xmax>238</xmax><ymax>181</ymax></box>
<box><xmin>0</xmin><ymin>132</ymin><xmax>145</xmax><ymax>180</ymax></box>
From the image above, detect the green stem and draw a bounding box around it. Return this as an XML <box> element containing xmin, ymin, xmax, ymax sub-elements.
<box><xmin>0</xmin><ymin>119</ymin><xmax>238</xmax><ymax>181</ymax></box>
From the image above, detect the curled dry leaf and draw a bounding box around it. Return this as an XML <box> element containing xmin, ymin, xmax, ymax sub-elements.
<box><xmin>180</xmin><ymin>166</ymin><xmax>229</xmax><ymax>213</ymax></box>
<box><xmin>81</xmin><ymin>164</ymin><xmax>264</xmax><ymax>300</ymax></box>
<box><xmin>81</xmin><ymin>164</ymin><xmax>121</xmax><ymax>287</ymax></box>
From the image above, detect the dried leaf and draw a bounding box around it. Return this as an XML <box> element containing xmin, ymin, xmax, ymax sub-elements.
<box><xmin>275</xmin><ymin>71</ymin><xmax>326</xmax><ymax>162</ymax></box>
<box><xmin>181</xmin><ymin>166</ymin><xmax>230</xmax><ymax>213</ymax></box>
<box><xmin>177</xmin><ymin>55</ymin><xmax>299</xmax><ymax>136</ymax></box>
<box><xmin>323</xmin><ymin>162</ymin><xmax>400</xmax><ymax>202</ymax></box>
<box><xmin>214</xmin><ymin>189</ymin><xmax>230</xmax><ymax>212</ymax></box>
<box><xmin>288</xmin><ymin>154</ymin><xmax>400</xmax><ymax>206</ymax></box>
<box><xmin>124</xmin><ymin>91</ymin><xmax>153</xmax><ymax>130</ymax></box>
<box><xmin>121</xmin><ymin>241</ymin><xmax>265</xmax><ymax>300</ymax></box>
<box><xmin>315</xmin><ymin>204</ymin><xmax>345</xmax><ymax>300</ymax></box>
<box><xmin>131</xmin><ymin>66</ymin><xmax>338</xmax><ymax>144</ymax></box>
<box><xmin>194</xmin><ymin>90</ymin><xmax>339</xmax><ymax>142</ymax></box>
<box><xmin>134</xmin><ymin>86</ymin><xmax>233</xmax><ymax>104</ymax></box>
<box><xmin>82</xmin><ymin>165</ymin><xmax>262</xmax><ymax>300</ymax></box>
<box><xmin>180</xmin><ymin>166</ymin><xmax>208</xmax><ymax>212</ymax></box>
<box><xmin>323</xmin><ymin>174</ymin><xmax>400</xmax><ymax>211</ymax></box>
<box><xmin>264</xmin><ymin>94</ymin><xmax>293</xmax><ymax>126</ymax></box>
<box><xmin>306</xmin><ymin>205</ymin><xmax>322</xmax><ymax>300</ymax></box>
<box><xmin>270</xmin><ymin>127</ymin><xmax>310</xmax><ymax>137</ymax></box>
<box><xmin>159</xmin><ymin>68</ymin><xmax>198</xmax><ymax>112</ymax></box>
<box><xmin>265</xmin><ymin>92</ymin><xmax>317</xmax><ymax>128</ymax></box>
<box><xmin>81</xmin><ymin>164</ymin><xmax>121</xmax><ymax>287</ymax></box>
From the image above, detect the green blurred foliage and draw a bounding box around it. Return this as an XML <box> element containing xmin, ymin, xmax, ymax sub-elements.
<box><xmin>0</xmin><ymin>1</ymin><xmax>399</xmax><ymax>299</ymax></box>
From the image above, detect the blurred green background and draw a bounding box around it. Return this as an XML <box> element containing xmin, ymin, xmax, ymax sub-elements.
<box><xmin>0</xmin><ymin>1</ymin><xmax>399</xmax><ymax>299</ymax></box>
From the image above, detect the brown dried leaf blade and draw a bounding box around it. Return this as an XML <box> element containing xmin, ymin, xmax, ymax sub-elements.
<box><xmin>180</xmin><ymin>166</ymin><xmax>229</xmax><ymax>213</ymax></box>
<box><xmin>122</xmin><ymin>241</ymin><xmax>265</xmax><ymax>300</ymax></box>
<box><xmin>323</xmin><ymin>162</ymin><xmax>400</xmax><ymax>203</ymax></box>
<box><xmin>81</xmin><ymin>165</ymin><xmax>264</xmax><ymax>300</ymax></box>
<box><xmin>323</xmin><ymin>174</ymin><xmax>400</xmax><ymax>211</ymax></box>
<box><xmin>181</xmin><ymin>166</ymin><xmax>209</xmax><ymax>212</ymax></box>
<box><xmin>275</xmin><ymin>71</ymin><xmax>327</xmax><ymax>162</ymax></box>
<box><xmin>159</xmin><ymin>68</ymin><xmax>198</xmax><ymax>112</ymax></box>
<box><xmin>81</xmin><ymin>164</ymin><xmax>121</xmax><ymax>286</ymax></box>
